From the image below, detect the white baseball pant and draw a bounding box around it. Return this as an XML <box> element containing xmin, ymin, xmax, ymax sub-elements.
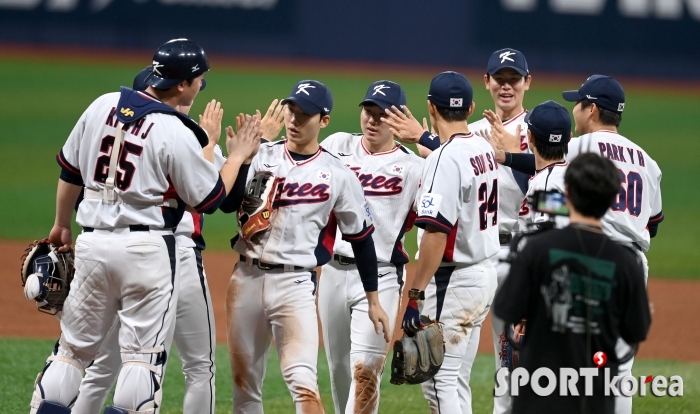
<box><xmin>29</xmin><ymin>228</ymin><xmax>179</xmax><ymax>413</ymax></box>
<box><xmin>71</xmin><ymin>246</ymin><xmax>216</xmax><ymax>414</ymax></box>
<box><xmin>226</xmin><ymin>260</ymin><xmax>324</xmax><ymax>414</ymax></box>
<box><xmin>490</xmin><ymin>244</ymin><xmax>514</xmax><ymax>414</ymax></box>
<box><xmin>318</xmin><ymin>261</ymin><xmax>403</xmax><ymax>414</ymax></box>
<box><xmin>615</xmin><ymin>249</ymin><xmax>649</xmax><ymax>414</ymax></box>
<box><xmin>420</xmin><ymin>260</ymin><xmax>497</xmax><ymax>414</ymax></box>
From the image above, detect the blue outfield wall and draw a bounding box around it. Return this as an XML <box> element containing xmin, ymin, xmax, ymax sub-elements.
<box><xmin>0</xmin><ymin>0</ymin><xmax>699</xmax><ymax>79</ymax></box>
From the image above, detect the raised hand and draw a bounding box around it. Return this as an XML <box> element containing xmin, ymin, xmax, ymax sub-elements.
<box><xmin>483</xmin><ymin>110</ymin><xmax>522</xmax><ymax>153</ymax></box>
<box><xmin>381</xmin><ymin>105</ymin><xmax>425</xmax><ymax>144</ymax></box>
<box><xmin>198</xmin><ymin>99</ymin><xmax>224</xmax><ymax>146</ymax></box>
<box><xmin>257</xmin><ymin>99</ymin><xmax>285</xmax><ymax>141</ymax></box>
<box><xmin>226</xmin><ymin>115</ymin><xmax>261</xmax><ymax>164</ymax></box>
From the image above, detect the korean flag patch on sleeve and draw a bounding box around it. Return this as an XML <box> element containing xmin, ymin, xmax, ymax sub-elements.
<box><xmin>418</xmin><ymin>193</ymin><xmax>442</xmax><ymax>218</ymax></box>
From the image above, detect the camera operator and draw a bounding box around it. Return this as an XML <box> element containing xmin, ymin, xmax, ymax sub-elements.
<box><xmin>519</xmin><ymin>100</ymin><xmax>571</xmax><ymax>228</ymax></box>
<box><xmin>493</xmin><ymin>153</ymin><xmax>651</xmax><ymax>414</ymax></box>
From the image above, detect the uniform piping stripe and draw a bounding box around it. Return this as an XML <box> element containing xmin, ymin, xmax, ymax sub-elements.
<box><xmin>194</xmin><ymin>248</ymin><xmax>215</xmax><ymax>414</ymax></box>
<box><xmin>57</xmin><ymin>150</ymin><xmax>80</xmax><ymax>175</ymax></box>
<box><xmin>195</xmin><ymin>184</ymin><xmax>225</xmax><ymax>213</ymax></box>
<box><xmin>502</xmin><ymin>110</ymin><xmax>527</xmax><ymax>126</ymax></box>
<box><xmin>427</xmin><ymin>139</ymin><xmax>454</xmax><ymax>192</ymax></box>
<box><xmin>283</xmin><ymin>143</ymin><xmax>323</xmax><ymax>165</ymax></box>
<box><xmin>343</xmin><ymin>224</ymin><xmax>374</xmax><ymax>241</ymax></box>
<box><xmin>648</xmin><ymin>213</ymin><xmax>664</xmax><ymax>222</ymax></box>
<box><xmin>360</xmin><ymin>139</ymin><xmax>402</xmax><ymax>156</ymax></box>
<box><xmin>530</xmin><ymin>161</ymin><xmax>568</xmax><ymax>180</ymax></box>
<box><xmin>415</xmin><ymin>217</ymin><xmax>452</xmax><ymax>233</ymax></box>
<box><xmin>152</xmin><ymin>235</ymin><xmax>177</xmax><ymax>359</ymax></box>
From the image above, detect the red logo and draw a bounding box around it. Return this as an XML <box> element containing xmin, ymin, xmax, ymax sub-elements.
<box><xmin>593</xmin><ymin>351</ymin><xmax>607</xmax><ymax>368</ymax></box>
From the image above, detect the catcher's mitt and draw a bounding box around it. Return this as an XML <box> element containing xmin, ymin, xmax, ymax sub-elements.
<box><xmin>20</xmin><ymin>239</ymin><xmax>75</xmax><ymax>315</ymax></box>
<box><xmin>238</xmin><ymin>171</ymin><xmax>279</xmax><ymax>244</ymax></box>
<box><xmin>390</xmin><ymin>315</ymin><xmax>445</xmax><ymax>385</ymax></box>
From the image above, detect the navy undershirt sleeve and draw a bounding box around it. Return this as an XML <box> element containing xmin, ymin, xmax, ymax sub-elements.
<box><xmin>350</xmin><ymin>236</ymin><xmax>379</xmax><ymax>292</ymax></box>
<box><xmin>505</xmin><ymin>152</ymin><xmax>536</xmax><ymax>175</ymax></box>
<box><xmin>219</xmin><ymin>164</ymin><xmax>251</xmax><ymax>214</ymax></box>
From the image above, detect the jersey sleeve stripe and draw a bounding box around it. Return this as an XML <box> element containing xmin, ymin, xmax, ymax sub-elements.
<box><xmin>648</xmin><ymin>212</ymin><xmax>664</xmax><ymax>223</ymax></box>
<box><xmin>415</xmin><ymin>215</ymin><xmax>452</xmax><ymax>234</ymax></box>
<box><xmin>342</xmin><ymin>224</ymin><xmax>375</xmax><ymax>242</ymax></box>
<box><xmin>57</xmin><ymin>150</ymin><xmax>80</xmax><ymax>175</ymax></box>
<box><xmin>194</xmin><ymin>176</ymin><xmax>226</xmax><ymax>214</ymax></box>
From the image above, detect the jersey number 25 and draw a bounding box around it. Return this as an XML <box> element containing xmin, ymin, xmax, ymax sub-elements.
<box><xmin>93</xmin><ymin>135</ymin><xmax>144</xmax><ymax>191</ymax></box>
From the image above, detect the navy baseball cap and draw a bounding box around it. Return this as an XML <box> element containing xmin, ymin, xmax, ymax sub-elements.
<box><xmin>428</xmin><ymin>71</ymin><xmax>473</xmax><ymax>110</ymax></box>
<box><xmin>525</xmin><ymin>100</ymin><xmax>572</xmax><ymax>146</ymax></box>
<box><xmin>281</xmin><ymin>80</ymin><xmax>333</xmax><ymax>115</ymax></box>
<box><xmin>562</xmin><ymin>75</ymin><xmax>625</xmax><ymax>113</ymax></box>
<box><xmin>359</xmin><ymin>80</ymin><xmax>406</xmax><ymax>111</ymax></box>
<box><xmin>487</xmin><ymin>48</ymin><xmax>529</xmax><ymax>77</ymax></box>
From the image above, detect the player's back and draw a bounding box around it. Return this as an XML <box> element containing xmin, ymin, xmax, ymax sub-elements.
<box><xmin>567</xmin><ymin>130</ymin><xmax>662</xmax><ymax>251</ymax></box>
<box><xmin>417</xmin><ymin>133</ymin><xmax>500</xmax><ymax>265</ymax></box>
<box><xmin>321</xmin><ymin>132</ymin><xmax>423</xmax><ymax>265</ymax></box>
<box><xmin>471</xmin><ymin>112</ymin><xmax>529</xmax><ymax>235</ymax></box>
<box><xmin>59</xmin><ymin>90</ymin><xmax>222</xmax><ymax>230</ymax></box>
<box><xmin>520</xmin><ymin>161</ymin><xmax>569</xmax><ymax>228</ymax></box>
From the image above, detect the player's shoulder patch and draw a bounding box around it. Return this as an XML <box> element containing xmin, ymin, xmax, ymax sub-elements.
<box><xmin>418</xmin><ymin>193</ymin><xmax>442</xmax><ymax>218</ymax></box>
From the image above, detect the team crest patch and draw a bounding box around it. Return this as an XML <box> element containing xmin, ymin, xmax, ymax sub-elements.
<box><xmin>419</xmin><ymin>193</ymin><xmax>442</xmax><ymax>218</ymax></box>
<box><xmin>318</xmin><ymin>171</ymin><xmax>331</xmax><ymax>181</ymax></box>
<box><xmin>549</xmin><ymin>134</ymin><xmax>562</xmax><ymax>143</ymax></box>
<box><xmin>618</xmin><ymin>103</ymin><xmax>625</xmax><ymax>112</ymax></box>
<box><xmin>392</xmin><ymin>165</ymin><xmax>404</xmax><ymax>175</ymax></box>
<box><xmin>450</xmin><ymin>98</ymin><xmax>463</xmax><ymax>108</ymax></box>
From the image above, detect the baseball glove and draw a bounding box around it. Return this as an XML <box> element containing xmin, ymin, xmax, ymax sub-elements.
<box><xmin>390</xmin><ymin>315</ymin><xmax>445</xmax><ymax>385</ymax></box>
<box><xmin>20</xmin><ymin>239</ymin><xmax>75</xmax><ymax>315</ymax></box>
<box><xmin>238</xmin><ymin>171</ymin><xmax>279</xmax><ymax>244</ymax></box>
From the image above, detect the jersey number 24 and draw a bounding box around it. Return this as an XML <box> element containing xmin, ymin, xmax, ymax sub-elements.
<box><xmin>478</xmin><ymin>179</ymin><xmax>498</xmax><ymax>230</ymax></box>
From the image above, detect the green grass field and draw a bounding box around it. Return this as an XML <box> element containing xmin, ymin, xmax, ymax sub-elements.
<box><xmin>0</xmin><ymin>55</ymin><xmax>698</xmax><ymax>278</ymax></box>
<box><xmin>1</xmin><ymin>338</ymin><xmax>697</xmax><ymax>413</ymax></box>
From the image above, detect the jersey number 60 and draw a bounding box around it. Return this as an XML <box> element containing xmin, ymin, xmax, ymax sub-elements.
<box><xmin>612</xmin><ymin>170</ymin><xmax>643</xmax><ymax>217</ymax></box>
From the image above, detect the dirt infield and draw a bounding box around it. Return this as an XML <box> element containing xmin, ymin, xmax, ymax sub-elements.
<box><xmin>3</xmin><ymin>239</ymin><xmax>698</xmax><ymax>361</ymax></box>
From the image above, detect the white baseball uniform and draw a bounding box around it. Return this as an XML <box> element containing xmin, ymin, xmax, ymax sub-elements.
<box><xmin>566</xmin><ymin>130</ymin><xmax>663</xmax><ymax>414</ymax></box>
<box><xmin>72</xmin><ymin>146</ymin><xmax>226</xmax><ymax>414</ymax></box>
<box><xmin>318</xmin><ymin>133</ymin><xmax>423</xmax><ymax>414</ymax></box>
<box><xmin>471</xmin><ymin>111</ymin><xmax>529</xmax><ymax>414</ymax></box>
<box><xmin>414</xmin><ymin>132</ymin><xmax>500</xmax><ymax>414</ymax></box>
<box><xmin>227</xmin><ymin>140</ymin><xmax>374</xmax><ymax>414</ymax></box>
<box><xmin>32</xmin><ymin>89</ymin><xmax>226</xmax><ymax>414</ymax></box>
<box><xmin>518</xmin><ymin>160</ymin><xmax>570</xmax><ymax>229</ymax></box>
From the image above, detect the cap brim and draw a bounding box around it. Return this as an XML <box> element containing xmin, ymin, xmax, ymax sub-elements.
<box><xmin>488</xmin><ymin>65</ymin><xmax>528</xmax><ymax>77</ymax></box>
<box><xmin>281</xmin><ymin>96</ymin><xmax>323</xmax><ymax>115</ymax></box>
<box><xmin>562</xmin><ymin>90</ymin><xmax>584</xmax><ymax>102</ymax></box>
<box><xmin>359</xmin><ymin>99</ymin><xmax>396</xmax><ymax>112</ymax></box>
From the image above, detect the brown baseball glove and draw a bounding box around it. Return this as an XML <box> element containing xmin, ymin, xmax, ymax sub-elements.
<box><xmin>390</xmin><ymin>315</ymin><xmax>445</xmax><ymax>385</ymax></box>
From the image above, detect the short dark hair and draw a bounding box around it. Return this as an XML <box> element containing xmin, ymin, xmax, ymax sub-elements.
<box><xmin>565</xmin><ymin>153</ymin><xmax>621</xmax><ymax>219</ymax></box>
<box><xmin>579</xmin><ymin>99</ymin><xmax>622</xmax><ymax>127</ymax></box>
<box><xmin>532</xmin><ymin>136</ymin><xmax>568</xmax><ymax>162</ymax></box>
<box><xmin>436</xmin><ymin>106</ymin><xmax>468</xmax><ymax>122</ymax></box>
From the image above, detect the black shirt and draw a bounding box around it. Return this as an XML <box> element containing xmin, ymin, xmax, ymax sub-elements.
<box><xmin>494</xmin><ymin>224</ymin><xmax>651</xmax><ymax>414</ymax></box>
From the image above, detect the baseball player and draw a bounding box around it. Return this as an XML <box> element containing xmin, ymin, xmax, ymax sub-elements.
<box><xmin>562</xmin><ymin>75</ymin><xmax>662</xmax><ymax>414</ymax></box>
<box><xmin>221</xmin><ymin>80</ymin><xmax>390</xmax><ymax>414</ymax></box>
<box><xmin>70</xmin><ymin>67</ymin><xmax>235</xmax><ymax>414</ymax></box>
<box><xmin>29</xmin><ymin>39</ymin><xmax>261</xmax><ymax>414</ymax></box>
<box><xmin>491</xmin><ymin>75</ymin><xmax>663</xmax><ymax>414</ymax></box>
<box><xmin>401</xmin><ymin>71</ymin><xmax>499</xmax><ymax>414</ymax></box>
<box><xmin>318</xmin><ymin>80</ymin><xmax>423</xmax><ymax>414</ymax></box>
<box><xmin>518</xmin><ymin>100</ymin><xmax>572</xmax><ymax>229</ymax></box>
<box><xmin>470</xmin><ymin>49</ymin><xmax>532</xmax><ymax>414</ymax></box>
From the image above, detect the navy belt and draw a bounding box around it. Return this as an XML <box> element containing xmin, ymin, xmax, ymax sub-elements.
<box><xmin>239</xmin><ymin>255</ymin><xmax>305</xmax><ymax>271</ymax></box>
<box><xmin>499</xmin><ymin>233</ymin><xmax>513</xmax><ymax>245</ymax></box>
<box><xmin>334</xmin><ymin>254</ymin><xmax>356</xmax><ymax>265</ymax></box>
<box><xmin>83</xmin><ymin>225</ymin><xmax>172</xmax><ymax>232</ymax></box>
